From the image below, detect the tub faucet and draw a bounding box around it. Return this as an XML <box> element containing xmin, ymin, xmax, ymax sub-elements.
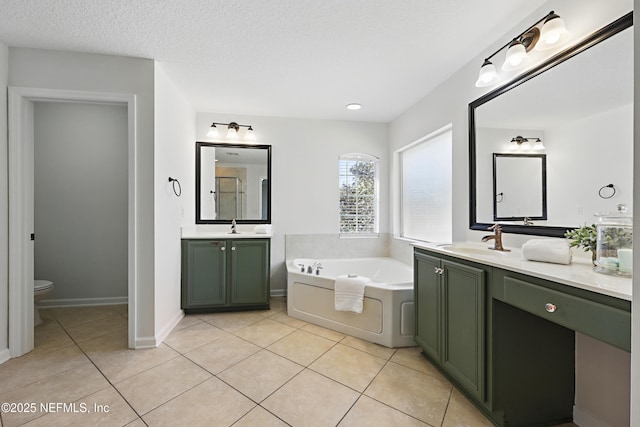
<box><xmin>481</xmin><ymin>224</ymin><xmax>510</xmax><ymax>252</ymax></box>
<box><xmin>308</xmin><ymin>261</ymin><xmax>322</xmax><ymax>274</ymax></box>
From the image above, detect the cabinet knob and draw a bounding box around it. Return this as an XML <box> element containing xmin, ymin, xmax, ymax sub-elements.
<box><xmin>231</xmin><ymin>247</ymin><xmax>236</xmax><ymax>251</ymax></box>
<box><xmin>433</xmin><ymin>267</ymin><xmax>444</xmax><ymax>275</ymax></box>
<box><xmin>544</xmin><ymin>303</ymin><xmax>557</xmax><ymax>313</ymax></box>
<box><xmin>221</xmin><ymin>246</ymin><xmax>226</xmax><ymax>251</ymax></box>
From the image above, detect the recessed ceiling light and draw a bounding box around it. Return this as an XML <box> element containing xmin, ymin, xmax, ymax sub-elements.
<box><xmin>346</xmin><ymin>103</ymin><xmax>362</xmax><ymax>110</ymax></box>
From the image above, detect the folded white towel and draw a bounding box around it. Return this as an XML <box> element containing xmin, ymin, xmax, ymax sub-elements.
<box><xmin>522</xmin><ymin>239</ymin><xmax>572</xmax><ymax>265</ymax></box>
<box><xmin>334</xmin><ymin>275</ymin><xmax>370</xmax><ymax>314</ymax></box>
<box><xmin>253</xmin><ymin>224</ymin><xmax>272</xmax><ymax>234</ymax></box>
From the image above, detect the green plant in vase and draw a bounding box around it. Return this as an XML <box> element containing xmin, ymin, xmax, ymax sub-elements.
<box><xmin>565</xmin><ymin>225</ymin><xmax>597</xmax><ymax>264</ymax></box>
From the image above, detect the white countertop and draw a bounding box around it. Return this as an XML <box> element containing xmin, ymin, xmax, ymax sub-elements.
<box><xmin>181</xmin><ymin>226</ymin><xmax>272</xmax><ymax>239</ymax></box>
<box><xmin>413</xmin><ymin>241</ymin><xmax>632</xmax><ymax>302</ymax></box>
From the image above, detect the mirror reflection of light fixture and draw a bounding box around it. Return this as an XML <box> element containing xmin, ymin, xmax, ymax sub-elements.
<box><xmin>206</xmin><ymin>121</ymin><xmax>256</xmax><ymax>141</ymax></box>
<box><xmin>475</xmin><ymin>11</ymin><xmax>569</xmax><ymax>87</ymax></box>
<box><xmin>510</xmin><ymin>136</ymin><xmax>545</xmax><ymax>151</ymax></box>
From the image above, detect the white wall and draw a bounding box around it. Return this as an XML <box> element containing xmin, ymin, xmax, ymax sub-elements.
<box><xmin>389</xmin><ymin>1</ymin><xmax>633</xmax><ymax>426</ymax></box>
<box><xmin>34</xmin><ymin>102</ymin><xmax>128</xmax><ymax>304</ymax></box>
<box><xmin>8</xmin><ymin>48</ymin><xmax>156</xmax><ymax>346</ymax></box>
<box><xmin>547</xmin><ymin>105</ymin><xmax>633</xmax><ymax>225</ymax></box>
<box><xmin>195</xmin><ymin>113</ymin><xmax>388</xmax><ymax>292</ymax></box>
<box><xmin>632</xmin><ymin>1</ymin><xmax>640</xmax><ymax>425</ymax></box>
<box><xmin>0</xmin><ymin>41</ymin><xmax>9</xmax><ymax>363</ymax></box>
<box><xmin>153</xmin><ymin>62</ymin><xmax>196</xmax><ymax>341</ymax></box>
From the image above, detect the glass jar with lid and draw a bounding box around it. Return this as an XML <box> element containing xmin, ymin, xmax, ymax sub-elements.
<box><xmin>594</xmin><ymin>203</ymin><xmax>633</xmax><ymax>277</ymax></box>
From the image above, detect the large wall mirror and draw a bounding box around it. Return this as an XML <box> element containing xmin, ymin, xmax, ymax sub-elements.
<box><xmin>196</xmin><ymin>142</ymin><xmax>271</xmax><ymax>224</ymax></box>
<box><xmin>469</xmin><ymin>12</ymin><xmax>632</xmax><ymax>237</ymax></box>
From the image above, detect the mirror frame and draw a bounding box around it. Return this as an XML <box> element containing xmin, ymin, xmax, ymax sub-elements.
<box><xmin>493</xmin><ymin>153</ymin><xmax>547</xmax><ymax>222</ymax></box>
<box><xmin>195</xmin><ymin>141</ymin><xmax>272</xmax><ymax>224</ymax></box>
<box><xmin>469</xmin><ymin>12</ymin><xmax>632</xmax><ymax>237</ymax></box>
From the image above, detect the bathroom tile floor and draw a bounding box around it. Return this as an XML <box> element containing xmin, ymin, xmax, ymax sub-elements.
<box><xmin>0</xmin><ymin>299</ymin><xmax>579</xmax><ymax>427</ymax></box>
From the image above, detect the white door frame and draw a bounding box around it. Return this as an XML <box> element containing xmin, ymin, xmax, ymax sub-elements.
<box><xmin>8</xmin><ymin>87</ymin><xmax>137</xmax><ymax>356</ymax></box>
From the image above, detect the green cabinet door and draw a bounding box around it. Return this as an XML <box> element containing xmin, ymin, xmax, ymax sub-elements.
<box><xmin>441</xmin><ymin>259</ymin><xmax>485</xmax><ymax>402</ymax></box>
<box><xmin>415</xmin><ymin>251</ymin><xmax>486</xmax><ymax>402</ymax></box>
<box><xmin>229</xmin><ymin>239</ymin><xmax>270</xmax><ymax>305</ymax></box>
<box><xmin>181</xmin><ymin>240</ymin><xmax>226</xmax><ymax>308</ymax></box>
<box><xmin>414</xmin><ymin>251</ymin><xmax>442</xmax><ymax>361</ymax></box>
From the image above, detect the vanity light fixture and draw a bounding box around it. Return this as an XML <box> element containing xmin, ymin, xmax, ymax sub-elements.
<box><xmin>475</xmin><ymin>11</ymin><xmax>570</xmax><ymax>87</ymax></box>
<box><xmin>206</xmin><ymin>121</ymin><xmax>256</xmax><ymax>141</ymax></box>
<box><xmin>510</xmin><ymin>136</ymin><xmax>545</xmax><ymax>151</ymax></box>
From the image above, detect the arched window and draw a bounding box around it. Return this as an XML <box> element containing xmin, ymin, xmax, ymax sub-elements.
<box><xmin>339</xmin><ymin>153</ymin><xmax>379</xmax><ymax>235</ymax></box>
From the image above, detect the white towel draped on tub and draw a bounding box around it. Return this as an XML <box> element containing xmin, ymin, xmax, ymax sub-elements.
<box><xmin>334</xmin><ymin>275</ymin><xmax>370</xmax><ymax>314</ymax></box>
<box><xmin>522</xmin><ymin>239</ymin><xmax>572</xmax><ymax>265</ymax></box>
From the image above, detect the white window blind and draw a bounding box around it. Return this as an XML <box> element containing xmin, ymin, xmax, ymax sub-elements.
<box><xmin>339</xmin><ymin>153</ymin><xmax>378</xmax><ymax>235</ymax></box>
<box><xmin>400</xmin><ymin>127</ymin><xmax>452</xmax><ymax>242</ymax></box>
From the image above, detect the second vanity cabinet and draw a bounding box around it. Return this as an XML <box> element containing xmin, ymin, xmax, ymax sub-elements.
<box><xmin>414</xmin><ymin>245</ymin><xmax>631</xmax><ymax>427</ymax></box>
<box><xmin>414</xmin><ymin>251</ymin><xmax>487</xmax><ymax>402</ymax></box>
<box><xmin>181</xmin><ymin>238</ymin><xmax>270</xmax><ymax>313</ymax></box>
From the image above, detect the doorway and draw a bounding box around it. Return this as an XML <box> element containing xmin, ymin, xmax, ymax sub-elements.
<box><xmin>8</xmin><ymin>87</ymin><xmax>137</xmax><ymax>357</ymax></box>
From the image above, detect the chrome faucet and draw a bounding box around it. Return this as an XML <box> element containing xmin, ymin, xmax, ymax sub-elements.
<box><xmin>481</xmin><ymin>224</ymin><xmax>510</xmax><ymax>251</ymax></box>
<box><xmin>308</xmin><ymin>261</ymin><xmax>322</xmax><ymax>274</ymax></box>
<box><xmin>230</xmin><ymin>218</ymin><xmax>237</xmax><ymax>234</ymax></box>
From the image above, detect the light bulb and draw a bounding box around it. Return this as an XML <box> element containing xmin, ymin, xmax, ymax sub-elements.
<box><xmin>536</xmin><ymin>13</ymin><xmax>570</xmax><ymax>51</ymax></box>
<box><xmin>502</xmin><ymin>40</ymin><xmax>531</xmax><ymax>71</ymax></box>
<box><xmin>532</xmin><ymin>139</ymin><xmax>546</xmax><ymax>150</ymax></box>
<box><xmin>475</xmin><ymin>59</ymin><xmax>499</xmax><ymax>87</ymax></box>
<box><xmin>227</xmin><ymin>127</ymin><xmax>238</xmax><ymax>139</ymax></box>
<box><xmin>245</xmin><ymin>127</ymin><xmax>256</xmax><ymax>141</ymax></box>
<box><xmin>206</xmin><ymin>124</ymin><xmax>219</xmax><ymax>138</ymax></box>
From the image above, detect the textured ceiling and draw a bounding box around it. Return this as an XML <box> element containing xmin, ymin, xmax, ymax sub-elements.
<box><xmin>0</xmin><ymin>0</ymin><xmax>547</xmax><ymax>122</ymax></box>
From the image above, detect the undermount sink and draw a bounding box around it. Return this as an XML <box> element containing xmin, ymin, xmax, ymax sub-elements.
<box><xmin>437</xmin><ymin>243</ymin><xmax>509</xmax><ymax>256</ymax></box>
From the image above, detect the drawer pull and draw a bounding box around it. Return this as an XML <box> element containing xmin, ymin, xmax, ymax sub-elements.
<box><xmin>545</xmin><ymin>303</ymin><xmax>557</xmax><ymax>313</ymax></box>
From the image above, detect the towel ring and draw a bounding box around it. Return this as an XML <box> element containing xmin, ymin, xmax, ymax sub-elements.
<box><xmin>168</xmin><ymin>177</ymin><xmax>182</xmax><ymax>197</ymax></box>
<box><xmin>598</xmin><ymin>184</ymin><xmax>615</xmax><ymax>199</ymax></box>
<box><xmin>496</xmin><ymin>192</ymin><xmax>504</xmax><ymax>203</ymax></box>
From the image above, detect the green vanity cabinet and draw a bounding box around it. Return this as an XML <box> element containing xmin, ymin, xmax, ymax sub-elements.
<box><xmin>414</xmin><ymin>244</ymin><xmax>633</xmax><ymax>426</ymax></box>
<box><xmin>414</xmin><ymin>250</ymin><xmax>487</xmax><ymax>403</ymax></box>
<box><xmin>181</xmin><ymin>238</ymin><xmax>270</xmax><ymax>313</ymax></box>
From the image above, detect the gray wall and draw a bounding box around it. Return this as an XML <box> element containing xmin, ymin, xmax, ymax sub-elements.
<box><xmin>9</xmin><ymin>48</ymin><xmax>156</xmax><ymax>345</ymax></box>
<box><xmin>0</xmin><ymin>42</ymin><xmax>8</xmax><ymax>362</ymax></box>
<box><xmin>34</xmin><ymin>102</ymin><xmax>128</xmax><ymax>304</ymax></box>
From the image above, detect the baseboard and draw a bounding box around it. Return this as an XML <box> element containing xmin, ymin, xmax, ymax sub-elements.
<box><xmin>270</xmin><ymin>289</ymin><xmax>287</xmax><ymax>298</ymax></box>
<box><xmin>0</xmin><ymin>348</ymin><xmax>10</xmax><ymax>365</ymax></box>
<box><xmin>155</xmin><ymin>310</ymin><xmax>185</xmax><ymax>346</ymax></box>
<box><xmin>38</xmin><ymin>296</ymin><xmax>128</xmax><ymax>308</ymax></box>
<box><xmin>573</xmin><ymin>405</ymin><xmax>613</xmax><ymax>427</ymax></box>
<box><xmin>134</xmin><ymin>336</ymin><xmax>159</xmax><ymax>349</ymax></box>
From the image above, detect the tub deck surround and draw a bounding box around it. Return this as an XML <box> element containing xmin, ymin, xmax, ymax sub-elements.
<box><xmin>413</xmin><ymin>241</ymin><xmax>631</xmax><ymax>301</ymax></box>
<box><xmin>286</xmin><ymin>257</ymin><xmax>415</xmax><ymax>348</ymax></box>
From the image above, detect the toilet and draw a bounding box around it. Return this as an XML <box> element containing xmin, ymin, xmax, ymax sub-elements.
<box><xmin>34</xmin><ymin>280</ymin><xmax>54</xmax><ymax>326</ymax></box>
